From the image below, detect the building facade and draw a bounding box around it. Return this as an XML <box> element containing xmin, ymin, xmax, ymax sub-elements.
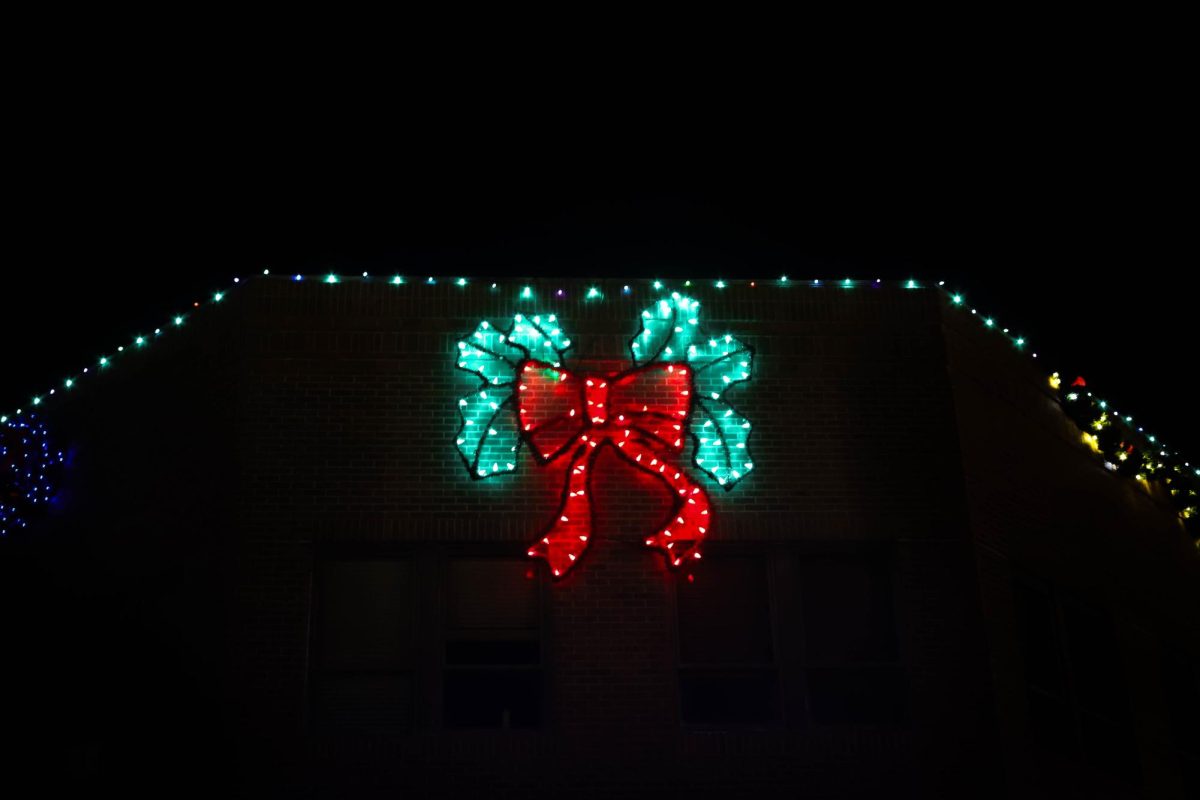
<box><xmin>5</xmin><ymin>277</ymin><xmax>1197</xmax><ymax>798</ymax></box>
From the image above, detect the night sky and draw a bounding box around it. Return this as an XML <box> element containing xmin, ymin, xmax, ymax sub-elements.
<box><xmin>4</xmin><ymin>150</ymin><xmax>1196</xmax><ymax>456</ymax></box>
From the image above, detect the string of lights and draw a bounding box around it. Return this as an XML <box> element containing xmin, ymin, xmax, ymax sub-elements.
<box><xmin>1</xmin><ymin>414</ymin><xmax>64</xmax><ymax>536</ymax></box>
<box><xmin>2</xmin><ymin>272</ymin><xmax>1195</xmax><ymax>546</ymax></box>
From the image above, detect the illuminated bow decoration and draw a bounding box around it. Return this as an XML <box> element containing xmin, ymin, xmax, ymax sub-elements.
<box><xmin>454</xmin><ymin>294</ymin><xmax>754</xmax><ymax>578</ymax></box>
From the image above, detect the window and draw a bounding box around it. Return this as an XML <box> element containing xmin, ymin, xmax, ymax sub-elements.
<box><xmin>676</xmin><ymin>556</ymin><xmax>779</xmax><ymax>726</ymax></box>
<box><xmin>312</xmin><ymin>559</ymin><xmax>415</xmax><ymax>732</ymax></box>
<box><xmin>795</xmin><ymin>554</ymin><xmax>906</xmax><ymax>725</ymax></box>
<box><xmin>1012</xmin><ymin>578</ymin><xmax>1140</xmax><ymax>783</ymax></box>
<box><xmin>1162</xmin><ymin>647</ymin><xmax>1200</xmax><ymax>796</ymax></box>
<box><xmin>673</xmin><ymin>550</ymin><xmax>906</xmax><ymax>729</ymax></box>
<box><xmin>443</xmin><ymin>558</ymin><xmax>542</xmax><ymax>729</ymax></box>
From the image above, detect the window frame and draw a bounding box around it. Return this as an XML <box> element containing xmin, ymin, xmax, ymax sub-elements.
<box><xmin>672</xmin><ymin>547</ymin><xmax>784</xmax><ymax>730</ymax></box>
<box><xmin>672</xmin><ymin>543</ymin><xmax>908</xmax><ymax>731</ymax></box>
<box><xmin>309</xmin><ymin>543</ymin><xmax>550</xmax><ymax>735</ymax></box>
<box><xmin>308</xmin><ymin>546</ymin><xmax>422</xmax><ymax>735</ymax></box>
<box><xmin>1011</xmin><ymin>573</ymin><xmax>1141</xmax><ymax>783</ymax></box>
<box><xmin>438</xmin><ymin>549</ymin><xmax>548</xmax><ymax>731</ymax></box>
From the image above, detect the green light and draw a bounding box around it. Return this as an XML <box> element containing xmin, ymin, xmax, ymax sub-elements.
<box><xmin>174</xmin><ymin>316</ymin><xmax>183</xmax><ymax>326</ymax></box>
<box><xmin>32</xmin><ymin>396</ymin><xmax>41</xmax><ymax>406</ymax></box>
<box><xmin>64</xmin><ymin>379</ymin><xmax>73</xmax><ymax>388</ymax></box>
<box><xmin>391</xmin><ymin>275</ymin><xmax>404</xmax><ymax>285</ymax></box>
<box><xmin>521</xmin><ymin>286</ymin><xmax>533</xmax><ymax>299</ymax></box>
<box><xmin>984</xmin><ymin>318</ymin><xmax>995</xmax><ymax>327</ymax></box>
<box><xmin>952</xmin><ymin>294</ymin><xmax>963</xmax><ymax>305</ymax></box>
<box><xmin>1015</xmin><ymin>337</ymin><xmax>1025</xmax><ymax>347</ymax></box>
<box><xmin>213</xmin><ymin>292</ymin><xmax>224</xmax><ymax>302</ymax></box>
<box><xmin>0</xmin><ymin>416</ymin><xmax>6</xmax><ymax>424</ymax></box>
<box><xmin>653</xmin><ymin>280</ymin><xmax>663</xmax><ymax>290</ymax></box>
<box><xmin>325</xmin><ymin>274</ymin><xmax>339</xmax><ymax>284</ymax></box>
<box><xmin>842</xmin><ymin>278</ymin><xmax>854</xmax><ymax>288</ymax></box>
<box><xmin>456</xmin><ymin>278</ymin><xmax>467</xmax><ymax>287</ymax></box>
<box><xmin>780</xmin><ymin>275</ymin><xmax>789</xmax><ymax>283</ymax></box>
<box><xmin>135</xmin><ymin>336</ymin><xmax>145</xmax><ymax>346</ymax></box>
<box><xmin>99</xmin><ymin>357</ymin><xmax>109</xmax><ymax>367</ymax></box>
<box><xmin>586</xmin><ymin>287</ymin><xmax>601</xmax><ymax>299</ymax></box>
<box><xmin>906</xmin><ymin>279</ymin><xmax>918</xmax><ymax>289</ymax></box>
<box><xmin>715</xmin><ymin>280</ymin><xmax>726</xmax><ymax>289</ymax></box>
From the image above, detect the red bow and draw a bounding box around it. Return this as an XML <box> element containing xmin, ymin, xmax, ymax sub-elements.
<box><xmin>518</xmin><ymin>360</ymin><xmax>711</xmax><ymax>577</ymax></box>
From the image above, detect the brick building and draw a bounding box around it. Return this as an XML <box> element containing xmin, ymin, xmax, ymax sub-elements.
<box><xmin>4</xmin><ymin>277</ymin><xmax>1197</xmax><ymax>797</ymax></box>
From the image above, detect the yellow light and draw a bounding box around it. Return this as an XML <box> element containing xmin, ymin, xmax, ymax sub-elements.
<box><xmin>1081</xmin><ymin>433</ymin><xmax>1101</xmax><ymax>453</ymax></box>
<box><xmin>1049</xmin><ymin>372</ymin><xmax>1061</xmax><ymax>390</ymax></box>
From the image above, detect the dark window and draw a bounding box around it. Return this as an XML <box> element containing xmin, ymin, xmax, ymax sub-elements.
<box><xmin>1013</xmin><ymin>581</ymin><xmax>1077</xmax><ymax>759</ymax></box>
<box><xmin>797</xmin><ymin>555</ymin><xmax>906</xmax><ymax>725</ymax></box>
<box><xmin>676</xmin><ymin>556</ymin><xmax>779</xmax><ymax>725</ymax></box>
<box><xmin>313</xmin><ymin>559</ymin><xmax>414</xmax><ymax>732</ymax></box>
<box><xmin>1162</xmin><ymin>648</ymin><xmax>1200</xmax><ymax>795</ymax></box>
<box><xmin>443</xmin><ymin>558</ymin><xmax>542</xmax><ymax>729</ymax></box>
<box><xmin>1012</xmin><ymin>579</ymin><xmax>1140</xmax><ymax>783</ymax></box>
<box><xmin>1061</xmin><ymin>602</ymin><xmax>1138</xmax><ymax>781</ymax></box>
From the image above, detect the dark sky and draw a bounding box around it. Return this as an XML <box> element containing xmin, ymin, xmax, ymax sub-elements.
<box><xmin>3</xmin><ymin>136</ymin><xmax>1196</xmax><ymax>456</ymax></box>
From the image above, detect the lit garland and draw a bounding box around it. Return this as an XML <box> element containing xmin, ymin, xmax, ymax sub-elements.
<box><xmin>1</xmin><ymin>414</ymin><xmax>63</xmax><ymax>536</ymax></box>
<box><xmin>934</xmin><ymin>282</ymin><xmax>1198</xmax><ymax>547</ymax></box>
<box><xmin>454</xmin><ymin>293</ymin><xmax>754</xmax><ymax>577</ymax></box>
<box><xmin>1052</xmin><ymin>373</ymin><xmax>1199</xmax><ymax>545</ymax></box>
<box><xmin>3</xmin><ymin>272</ymin><xmax>1193</xmax><ymax>550</ymax></box>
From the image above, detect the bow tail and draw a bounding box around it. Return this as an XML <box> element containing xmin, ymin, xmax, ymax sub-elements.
<box><xmin>527</xmin><ymin>442</ymin><xmax>599</xmax><ymax>577</ymax></box>
<box><xmin>612</xmin><ymin>438</ymin><xmax>711</xmax><ymax>568</ymax></box>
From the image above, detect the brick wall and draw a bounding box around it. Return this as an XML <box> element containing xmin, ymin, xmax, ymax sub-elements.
<box><xmin>20</xmin><ymin>277</ymin><xmax>1192</xmax><ymax>797</ymax></box>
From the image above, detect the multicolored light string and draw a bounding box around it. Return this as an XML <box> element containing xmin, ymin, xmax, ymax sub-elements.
<box><xmin>3</xmin><ymin>273</ymin><xmax>1193</xmax><ymax>548</ymax></box>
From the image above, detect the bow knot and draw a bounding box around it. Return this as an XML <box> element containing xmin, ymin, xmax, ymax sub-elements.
<box><xmin>518</xmin><ymin>360</ymin><xmax>709</xmax><ymax>577</ymax></box>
